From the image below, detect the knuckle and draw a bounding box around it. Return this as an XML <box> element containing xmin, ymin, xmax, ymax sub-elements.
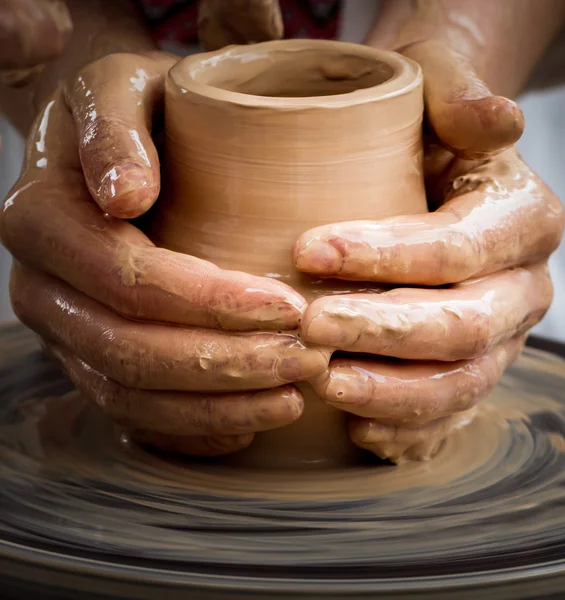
<box><xmin>452</xmin><ymin>390</ymin><xmax>481</xmax><ymax>413</ymax></box>
<box><xmin>440</xmin><ymin>227</ymin><xmax>483</xmax><ymax>282</ymax></box>
<box><xmin>225</xmin><ymin>409</ymin><xmax>255</xmax><ymax>433</ymax></box>
<box><xmin>466</xmin><ymin>308</ymin><xmax>492</xmax><ymax>357</ymax></box>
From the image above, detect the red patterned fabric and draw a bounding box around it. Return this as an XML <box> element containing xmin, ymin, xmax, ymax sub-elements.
<box><xmin>136</xmin><ymin>0</ymin><xmax>342</xmax><ymax>47</ymax></box>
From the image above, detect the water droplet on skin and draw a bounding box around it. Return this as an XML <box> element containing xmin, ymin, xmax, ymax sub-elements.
<box><xmin>199</xmin><ymin>356</ymin><xmax>214</xmax><ymax>370</ymax></box>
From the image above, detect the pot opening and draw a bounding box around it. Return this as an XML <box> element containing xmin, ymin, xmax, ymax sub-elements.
<box><xmin>193</xmin><ymin>48</ymin><xmax>395</xmax><ymax>98</ymax></box>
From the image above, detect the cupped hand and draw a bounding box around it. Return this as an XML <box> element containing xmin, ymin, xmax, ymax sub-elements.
<box><xmin>293</xmin><ymin>44</ymin><xmax>565</xmax><ymax>463</ymax></box>
<box><xmin>0</xmin><ymin>52</ymin><xmax>328</xmax><ymax>456</ymax></box>
<box><xmin>0</xmin><ymin>0</ymin><xmax>72</xmax><ymax>86</ymax></box>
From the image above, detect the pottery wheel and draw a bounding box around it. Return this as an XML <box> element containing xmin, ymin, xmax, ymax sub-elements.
<box><xmin>2</xmin><ymin>323</ymin><xmax>565</xmax><ymax>599</ymax></box>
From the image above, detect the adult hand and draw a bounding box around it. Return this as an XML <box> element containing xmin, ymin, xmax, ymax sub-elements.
<box><xmin>0</xmin><ymin>52</ymin><xmax>328</xmax><ymax>457</ymax></box>
<box><xmin>0</xmin><ymin>0</ymin><xmax>72</xmax><ymax>86</ymax></box>
<box><xmin>292</xmin><ymin>42</ymin><xmax>565</xmax><ymax>463</ymax></box>
<box><xmin>198</xmin><ymin>0</ymin><xmax>283</xmax><ymax>51</ymax></box>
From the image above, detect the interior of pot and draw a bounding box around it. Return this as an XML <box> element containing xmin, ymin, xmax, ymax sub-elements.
<box><xmin>191</xmin><ymin>47</ymin><xmax>396</xmax><ymax>97</ymax></box>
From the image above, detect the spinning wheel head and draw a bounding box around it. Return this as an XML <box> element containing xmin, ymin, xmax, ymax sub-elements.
<box><xmin>1</xmin><ymin>323</ymin><xmax>565</xmax><ymax>599</ymax></box>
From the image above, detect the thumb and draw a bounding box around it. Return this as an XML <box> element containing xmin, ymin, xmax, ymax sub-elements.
<box><xmin>401</xmin><ymin>40</ymin><xmax>524</xmax><ymax>159</ymax></box>
<box><xmin>64</xmin><ymin>52</ymin><xmax>175</xmax><ymax>219</ymax></box>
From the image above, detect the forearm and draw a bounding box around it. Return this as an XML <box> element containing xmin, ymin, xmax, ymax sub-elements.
<box><xmin>366</xmin><ymin>0</ymin><xmax>565</xmax><ymax>98</ymax></box>
<box><xmin>0</xmin><ymin>0</ymin><xmax>156</xmax><ymax>136</ymax></box>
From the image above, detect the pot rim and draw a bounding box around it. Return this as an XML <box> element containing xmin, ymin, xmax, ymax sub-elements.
<box><xmin>169</xmin><ymin>38</ymin><xmax>422</xmax><ymax>109</ymax></box>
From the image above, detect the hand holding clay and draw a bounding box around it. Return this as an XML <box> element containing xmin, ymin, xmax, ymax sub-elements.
<box><xmin>295</xmin><ymin>77</ymin><xmax>564</xmax><ymax>462</ymax></box>
<box><xmin>0</xmin><ymin>0</ymin><xmax>72</xmax><ymax>86</ymax></box>
<box><xmin>0</xmin><ymin>51</ymin><xmax>329</xmax><ymax>456</ymax></box>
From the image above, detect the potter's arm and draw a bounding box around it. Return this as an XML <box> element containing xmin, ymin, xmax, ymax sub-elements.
<box><xmin>366</xmin><ymin>0</ymin><xmax>565</xmax><ymax>99</ymax></box>
<box><xmin>365</xmin><ymin>0</ymin><xmax>565</xmax><ymax>158</ymax></box>
<box><xmin>0</xmin><ymin>0</ymin><xmax>156</xmax><ymax>136</ymax></box>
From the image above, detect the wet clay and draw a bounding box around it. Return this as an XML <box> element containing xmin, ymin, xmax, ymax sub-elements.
<box><xmin>2</xmin><ymin>323</ymin><xmax>565</xmax><ymax>599</ymax></box>
<box><xmin>149</xmin><ymin>40</ymin><xmax>427</xmax><ymax>468</ymax></box>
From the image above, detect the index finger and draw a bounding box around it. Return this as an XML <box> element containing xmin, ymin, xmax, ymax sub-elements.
<box><xmin>0</xmin><ymin>95</ymin><xmax>306</xmax><ymax>331</ymax></box>
<box><xmin>293</xmin><ymin>149</ymin><xmax>565</xmax><ymax>286</ymax></box>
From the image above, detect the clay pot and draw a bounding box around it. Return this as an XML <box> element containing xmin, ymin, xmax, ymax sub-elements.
<box><xmin>150</xmin><ymin>39</ymin><xmax>427</xmax><ymax>468</ymax></box>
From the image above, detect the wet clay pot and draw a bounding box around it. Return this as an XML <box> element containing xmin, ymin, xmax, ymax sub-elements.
<box><xmin>150</xmin><ymin>39</ymin><xmax>427</xmax><ymax>468</ymax></box>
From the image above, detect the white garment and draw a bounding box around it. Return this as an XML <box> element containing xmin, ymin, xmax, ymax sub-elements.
<box><xmin>0</xmin><ymin>0</ymin><xmax>564</xmax><ymax>342</ymax></box>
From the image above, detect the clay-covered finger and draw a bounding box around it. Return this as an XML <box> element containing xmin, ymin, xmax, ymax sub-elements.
<box><xmin>293</xmin><ymin>149</ymin><xmax>565</xmax><ymax>286</ymax></box>
<box><xmin>349</xmin><ymin>408</ymin><xmax>477</xmax><ymax>464</ymax></box>
<box><xmin>64</xmin><ymin>52</ymin><xmax>176</xmax><ymax>218</ymax></box>
<box><xmin>46</xmin><ymin>341</ymin><xmax>303</xmax><ymax>437</ymax></box>
<box><xmin>302</xmin><ymin>264</ymin><xmax>551</xmax><ymax>361</ymax></box>
<box><xmin>0</xmin><ymin>0</ymin><xmax>72</xmax><ymax>71</ymax></box>
<box><xmin>4</xmin><ymin>188</ymin><xmax>307</xmax><ymax>330</ymax></box>
<box><xmin>131</xmin><ymin>430</ymin><xmax>254</xmax><ymax>457</ymax></box>
<box><xmin>311</xmin><ymin>337</ymin><xmax>523</xmax><ymax>422</ymax></box>
<box><xmin>401</xmin><ymin>40</ymin><xmax>523</xmax><ymax>159</ymax></box>
<box><xmin>12</xmin><ymin>264</ymin><xmax>328</xmax><ymax>390</ymax></box>
<box><xmin>0</xmin><ymin>96</ymin><xmax>306</xmax><ymax>332</ymax></box>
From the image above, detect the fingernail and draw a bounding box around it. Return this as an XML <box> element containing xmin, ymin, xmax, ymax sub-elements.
<box><xmin>302</xmin><ymin>311</ymin><xmax>352</xmax><ymax>347</ymax></box>
<box><xmin>243</xmin><ymin>297</ymin><xmax>306</xmax><ymax>329</ymax></box>
<box><xmin>276</xmin><ymin>348</ymin><xmax>329</xmax><ymax>382</ymax></box>
<box><xmin>280</xmin><ymin>388</ymin><xmax>304</xmax><ymax>421</ymax></box>
<box><xmin>253</xmin><ymin>388</ymin><xmax>304</xmax><ymax>426</ymax></box>
<box><xmin>324</xmin><ymin>370</ymin><xmax>365</xmax><ymax>405</ymax></box>
<box><xmin>294</xmin><ymin>240</ymin><xmax>342</xmax><ymax>274</ymax></box>
<box><xmin>99</xmin><ymin>162</ymin><xmax>153</xmax><ymax>218</ymax></box>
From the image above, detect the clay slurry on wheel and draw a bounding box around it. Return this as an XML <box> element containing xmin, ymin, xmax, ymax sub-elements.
<box><xmin>2</xmin><ymin>322</ymin><xmax>565</xmax><ymax>598</ymax></box>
